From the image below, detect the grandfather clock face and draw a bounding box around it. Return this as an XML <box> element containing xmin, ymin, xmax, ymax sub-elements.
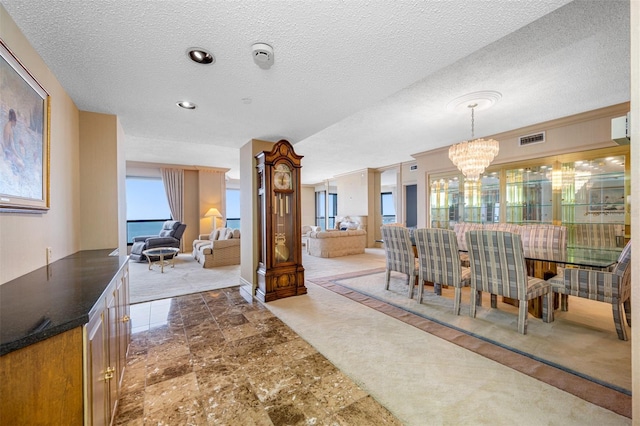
<box><xmin>273</xmin><ymin>164</ymin><xmax>292</xmax><ymax>190</ymax></box>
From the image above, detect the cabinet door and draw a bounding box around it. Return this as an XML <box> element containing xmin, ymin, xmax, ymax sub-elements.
<box><xmin>87</xmin><ymin>310</ymin><xmax>109</xmax><ymax>426</ymax></box>
<box><xmin>106</xmin><ymin>287</ymin><xmax>119</xmax><ymax>421</ymax></box>
<box><xmin>116</xmin><ymin>266</ymin><xmax>131</xmax><ymax>387</ymax></box>
<box><xmin>505</xmin><ymin>165</ymin><xmax>553</xmax><ymax>224</ymax></box>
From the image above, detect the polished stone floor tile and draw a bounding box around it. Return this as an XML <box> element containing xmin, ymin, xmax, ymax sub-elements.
<box><xmin>114</xmin><ymin>287</ymin><xmax>399</xmax><ymax>425</ymax></box>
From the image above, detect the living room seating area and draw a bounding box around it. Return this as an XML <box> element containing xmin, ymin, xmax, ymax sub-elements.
<box><xmin>129</xmin><ymin>220</ymin><xmax>186</xmax><ymax>262</ymax></box>
<box><xmin>192</xmin><ymin>227</ymin><xmax>241</xmax><ymax>268</ymax></box>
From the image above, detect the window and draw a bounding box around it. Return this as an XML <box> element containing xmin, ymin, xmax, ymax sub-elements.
<box><xmin>328</xmin><ymin>193</ymin><xmax>337</xmax><ymax>229</ymax></box>
<box><xmin>226</xmin><ymin>188</ymin><xmax>240</xmax><ymax>228</ymax></box>
<box><xmin>125</xmin><ymin>177</ymin><xmax>171</xmax><ymax>243</ymax></box>
<box><xmin>315</xmin><ymin>191</ymin><xmax>326</xmax><ymax>230</ymax></box>
<box><xmin>381</xmin><ymin>192</ymin><xmax>396</xmax><ymax>224</ymax></box>
<box><xmin>316</xmin><ymin>191</ymin><xmax>337</xmax><ymax>230</ymax></box>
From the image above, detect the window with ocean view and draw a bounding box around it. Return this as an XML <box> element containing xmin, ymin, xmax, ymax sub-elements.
<box><xmin>126</xmin><ymin>177</ymin><xmax>172</xmax><ymax>244</ymax></box>
<box><xmin>381</xmin><ymin>192</ymin><xmax>396</xmax><ymax>224</ymax></box>
<box><xmin>226</xmin><ymin>188</ymin><xmax>240</xmax><ymax>228</ymax></box>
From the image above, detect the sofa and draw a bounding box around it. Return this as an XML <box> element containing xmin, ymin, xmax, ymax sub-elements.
<box><xmin>307</xmin><ymin>229</ymin><xmax>367</xmax><ymax>258</ymax></box>
<box><xmin>192</xmin><ymin>227</ymin><xmax>241</xmax><ymax>267</ymax></box>
<box><xmin>129</xmin><ymin>220</ymin><xmax>187</xmax><ymax>262</ymax></box>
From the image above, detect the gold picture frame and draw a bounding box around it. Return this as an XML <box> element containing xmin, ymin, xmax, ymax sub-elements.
<box><xmin>0</xmin><ymin>38</ymin><xmax>50</xmax><ymax>212</ymax></box>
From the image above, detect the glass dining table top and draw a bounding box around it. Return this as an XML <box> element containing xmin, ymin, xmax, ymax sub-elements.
<box><xmin>523</xmin><ymin>246</ymin><xmax>622</xmax><ymax>269</ymax></box>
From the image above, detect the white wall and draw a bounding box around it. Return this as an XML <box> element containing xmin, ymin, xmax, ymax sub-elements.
<box><xmin>629</xmin><ymin>0</ymin><xmax>639</xmax><ymax>420</ymax></box>
<box><xmin>1</xmin><ymin>5</ymin><xmax>81</xmax><ymax>283</ymax></box>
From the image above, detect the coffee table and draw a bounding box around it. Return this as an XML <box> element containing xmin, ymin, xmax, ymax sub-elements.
<box><xmin>142</xmin><ymin>247</ymin><xmax>179</xmax><ymax>273</ymax></box>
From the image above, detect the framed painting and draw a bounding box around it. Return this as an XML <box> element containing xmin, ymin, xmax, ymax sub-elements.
<box><xmin>0</xmin><ymin>38</ymin><xmax>50</xmax><ymax>212</ymax></box>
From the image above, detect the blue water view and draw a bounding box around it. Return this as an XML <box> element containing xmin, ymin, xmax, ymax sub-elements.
<box><xmin>127</xmin><ymin>220</ymin><xmax>169</xmax><ymax>244</ymax></box>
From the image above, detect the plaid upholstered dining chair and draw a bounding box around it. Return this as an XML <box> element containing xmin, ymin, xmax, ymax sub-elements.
<box><xmin>466</xmin><ymin>230</ymin><xmax>554</xmax><ymax>334</ymax></box>
<box><xmin>380</xmin><ymin>225</ymin><xmax>418</xmax><ymax>298</ymax></box>
<box><xmin>414</xmin><ymin>228</ymin><xmax>471</xmax><ymax>315</ymax></box>
<box><xmin>547</xmin><ymin>240</ymin><xmax>631</xmax><ymax>340</ymax></box>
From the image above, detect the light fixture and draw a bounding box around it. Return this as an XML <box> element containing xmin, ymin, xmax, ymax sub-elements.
<box><xmin>448</xmin><ymin>104</ymin><xmax>499</xmax><ymax>181</ymax></box>
<box><xmin>187</xmin><ymin>48</ymin><xmax>214</xmax><ymax>64</ymax></box>
<box><xmin>177</xmin><ymin>101</ymin><xmax>197</xmax><ymax>110</ymax></box>
<box><xmin>204</xmin><ymin>207</ymin><xmax>222</xmax><ymax>231</ymax></box>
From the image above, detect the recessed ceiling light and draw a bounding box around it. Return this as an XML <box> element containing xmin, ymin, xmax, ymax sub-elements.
<box><xmin>177</xmin><ymin>101</ymin><xmax>197</xmax><ymax>110</ymax></box>
<box><xmin>187</xmin><ymin>48</ymin><xmax>214</xmax><ymax>64</ymax></box>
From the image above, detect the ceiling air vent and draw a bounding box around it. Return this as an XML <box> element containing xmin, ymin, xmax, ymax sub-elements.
<box><xmin>518</xmin><ymin>131</ymin><xmax>545</xmax><ymax>147</ymax></box>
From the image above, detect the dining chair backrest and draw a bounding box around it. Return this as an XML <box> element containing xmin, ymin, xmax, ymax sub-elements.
<box><xmin>414</xmin><ymin>228</ymin><xmax>462</xmax><ymax>287</ymax></box>
<box><xmin>380</xmin><ymin>225</ymin><xmax>416</xmax><ymax>276</ymax></box>
<box><xmin>485</xmin><ymin>223</ymin><xmax>523</xmax><ymax>235</ymax></box>
<box><xmin>612</xmin><ymin>240</ymin><xmax>631</xmax><ymax>284</ymax></box>
<box><xmin>466</xmin><ymin>230</ymin><xmax>528</xmax><ymax>299</ymax></box>
<box><xmin>573</xmin><ymin>223</ymin><xmax>619</xmax><ymax>248</ymax></box>
<box><xmin>453</xmin><ymin>222</ymin><xmax>483</xmax><ymax>251</ymax></box>
<box><xmin>519</xmin><ymin>224</ymin><xmax>567</xmax><ymax>252</ymax></box>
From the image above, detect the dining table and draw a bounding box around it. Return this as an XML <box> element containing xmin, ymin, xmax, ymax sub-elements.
<box><xmin>458</xmin><ymin>245</ymin><xmax>624</xmax><ymax>317</ymax></box>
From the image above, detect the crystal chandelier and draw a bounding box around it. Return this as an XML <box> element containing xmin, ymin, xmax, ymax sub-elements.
<box><xmin>448</xmin><ymin>104</ymin><xmax>499</xmax><ymax>181</ymax></box>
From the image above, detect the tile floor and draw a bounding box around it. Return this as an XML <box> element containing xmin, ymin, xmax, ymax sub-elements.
<box><xmin>114</xmin><ymin>287</ymin><xmax>402</xmax><ymax>425</ymax></box>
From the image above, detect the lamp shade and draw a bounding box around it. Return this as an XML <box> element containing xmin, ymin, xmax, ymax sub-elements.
<box><xmin>204</xmin><ymin>207</ymin><xmax>222</xmax><ymax>218</ymax></box>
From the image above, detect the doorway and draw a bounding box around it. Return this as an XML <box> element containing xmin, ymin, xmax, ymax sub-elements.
<box><xmin>405</xmin><ymin>184</ymin><xmax>417</xmax><ymax>228</ymax></box>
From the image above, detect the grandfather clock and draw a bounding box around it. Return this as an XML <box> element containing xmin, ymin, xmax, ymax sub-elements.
<box><xmin>255</xmin><ymin>140</ymin><xmax>306</xmax><ymax>302</ymax></box>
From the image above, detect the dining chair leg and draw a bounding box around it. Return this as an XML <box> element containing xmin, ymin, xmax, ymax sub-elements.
<box><xmin>385</xmin><ymin>270</ymin><xmax>391</xmax><ymax>290</ymax></box>
<box><xmin>453</xmin><ymin>287</ymin><xmax>462</xmax><ymax>315</ymax></box>
<box><xmin>469</xmin><ymin>287</ymin><xmax>478</xmax><ymax>318</ymax></box>
<box><xmin>560</xmin><ymin>294</ymin><xmax>568</xmax><ymax>311</ymax></box>
<box><xmin>613</xmin><ymin>302</ymin><xmax>629</xmax><ymax>341</ymax></box>
<box><xmin>624</xmin><ymin>299</ymin><xmax>631</xmax><ymax>326</ymax></box>
<box><xmin>490</xmin><ymin>294</ymin><xmax>497</xmax><ymax>309</ymax></box>
<box><xmin>417</xmin><ymin>279</ymin><xmax>424</xmax><ymax>304</ymax></box>
<box><xmin>434</xmin><ymin>282</ymin><xmax>442</xmax><ymax>296</ymax></box>
<box><xmin>542</xmin><ymin>292</ymin><xmax>554</xmax><ymax>323</ymax></box>
<box><xmin>407</xmin><ymin>275</ymin><xmax>415</xmax><ymax>299</ymax></box>
<box><xmin>518</xmin><ymin>301</ymin><xmax>528</xmax><ymax>335</ymax></box>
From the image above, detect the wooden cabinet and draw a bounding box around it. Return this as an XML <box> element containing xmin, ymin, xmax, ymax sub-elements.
<box><xmin>0</xmin><ymin>328</ymin><xmax>84</xmax><ymax>425</ymax></box>
<box><xmin>0</xmin><ymin>254</ymin><xmax>129</xmax><ymax>426</ymax></box>
<box><xmin>85</xmin><ymin>263</ymin><xmax>130</xmax><ymax>425</ymax></box>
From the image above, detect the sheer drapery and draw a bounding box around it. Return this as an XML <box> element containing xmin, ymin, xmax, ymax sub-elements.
<box><xmin>161</xmin><ymin>168</ymin><xmax>184</xmax><ymax>250</ymax></box>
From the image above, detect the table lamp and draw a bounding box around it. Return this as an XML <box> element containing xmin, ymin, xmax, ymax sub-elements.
<box><xmin>204</xmin><ymin>207</ymin><xmax>222</xmax><ymax>232</ymax></box>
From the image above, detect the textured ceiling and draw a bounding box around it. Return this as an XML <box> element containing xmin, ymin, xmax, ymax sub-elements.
<box><xmin>0</xmin><ymin>0</ymin><xmax>630</xmax><ymax>184</ymax></box>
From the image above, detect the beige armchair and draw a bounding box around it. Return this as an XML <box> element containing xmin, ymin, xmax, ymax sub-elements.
<box><xmin>192</xmin><ymin>228</ymin><xmax>241</xmax><ymax>268</ymax></box>
<box><xmin>301</xmin><ymin>225</ymin><xmax>320</xmax><ymax>251</ymax></box>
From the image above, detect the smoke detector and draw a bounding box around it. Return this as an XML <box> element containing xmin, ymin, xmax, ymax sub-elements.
<box><xmin>252</xmin><ymin>43</ymin><xmax>274</xmax><ymax>69</ymax></box>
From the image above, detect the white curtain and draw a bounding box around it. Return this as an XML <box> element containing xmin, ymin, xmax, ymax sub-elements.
<box><xmin>161</xmin><ymin>168</ymin><xmax>184</xmax><ymax>249</ymax></box>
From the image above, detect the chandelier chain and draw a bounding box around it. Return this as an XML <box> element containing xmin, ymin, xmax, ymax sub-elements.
<box><xmin>469</xmin><ymin>104</ymin><xmax>476</xmax><ymax>139</ymax></box>
<box><xmin>470</xmin><ymin>107</ymin><xmax>475</xmax><ymax>139</ymax></box>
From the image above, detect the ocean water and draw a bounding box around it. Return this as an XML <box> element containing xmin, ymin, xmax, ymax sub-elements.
<box><xmin>127</xmin><ymin>221</ymin><xmax>168</xmax><ymax>243</ymax></box>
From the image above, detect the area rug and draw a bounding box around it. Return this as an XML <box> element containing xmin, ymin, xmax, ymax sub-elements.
<box><xmin>309</xmin><ymin>268</ymin><xmax>631</xmax><ymax>418</ymax></box>
<box><xmin>128</xmin><ymin>254</ymin><xmax>241</xmax><ymax>304</ymax></box>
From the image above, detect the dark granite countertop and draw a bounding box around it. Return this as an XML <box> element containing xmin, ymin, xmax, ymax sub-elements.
<box><xmin>0</xmin><ymin>249</ymin><xmax>128</xmax><ymax>356</ymax></box>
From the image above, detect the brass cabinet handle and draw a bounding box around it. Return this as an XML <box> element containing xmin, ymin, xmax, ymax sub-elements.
<box><xmin>104</xmin><ymin>366</ymin><xmax>115</xmax><ymax>380</ymax></box>
<box><xmin>121</xmin><ymin>315</ymin><xmax>130</xmax><ymax>323</ymax></box>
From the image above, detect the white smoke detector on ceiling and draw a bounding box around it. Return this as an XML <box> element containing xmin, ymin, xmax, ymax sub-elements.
<box><xmin>252</xmin><ymin>43</ymin><xmax>274</xmax><ymax>69</ymax></box>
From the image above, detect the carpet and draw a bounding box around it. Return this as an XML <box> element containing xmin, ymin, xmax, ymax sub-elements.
<box><xmin>128</xmin><ymin>254</ymin><xmax>241</xmax><ymax>304</ymax></box>
<box><xmin>309</xmin><ymin>268</ymin><xmax>632</xmax><ymax>418</ymax></box>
